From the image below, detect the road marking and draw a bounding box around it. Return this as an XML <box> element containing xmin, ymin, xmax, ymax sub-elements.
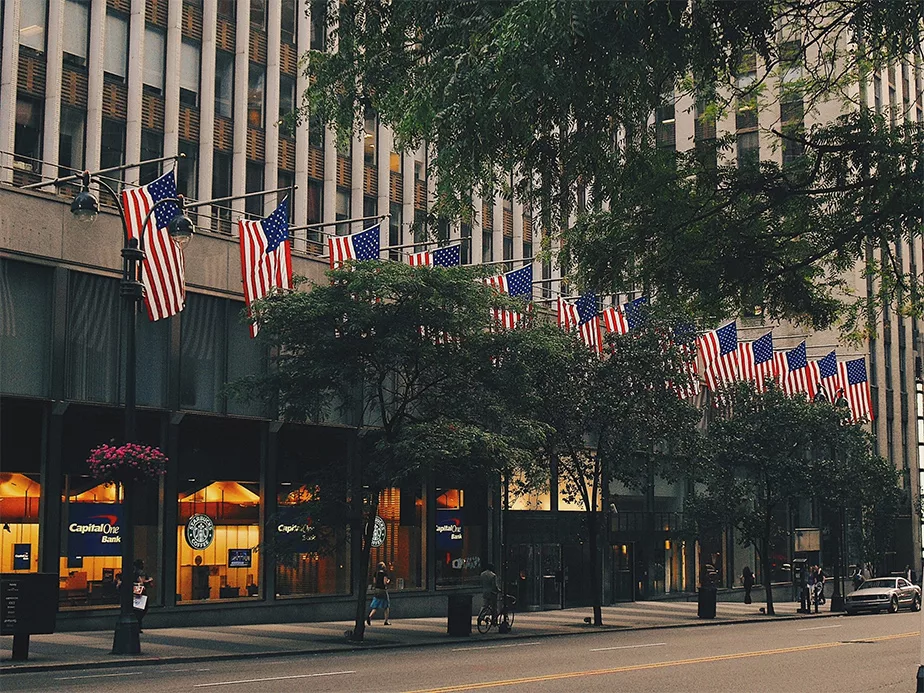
<box><xmin>405</xmin><ymin>632</ymin><xmax>919</xmax><ymax>693</ymax></box>
<box><xmin>452</xmin><ymin>642</ymin><xmax>541</xmax><ymax>652</ymax></box>
<box><xmin>590</xmin><ymin>642</ymin><xmax>666</xmax><ymax>652</ymax></box>
<box><xmin>798</xmin><ymin>624</ymin><xmax>843</xmax><ymax>631</ymax></box>
<box><xmin>194</xmin><ymin>670</ymin><xmax>355</xmax><ymax>687</ymax></box>
<box><xmin>56</xmin><ymin>672</ymin><xmax>141</xmax><ymax>681</ymax></box>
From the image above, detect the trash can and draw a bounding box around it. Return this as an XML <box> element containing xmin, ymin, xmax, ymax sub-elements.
<box><xmin>697</xmin><ymin>587</ymin><xmax>717</xmax><ymax>619</ymax></box>
<box><xmin>447</xmin><ymin>594</ymin><xmax>473</xmax><ymax>636</ymax></box>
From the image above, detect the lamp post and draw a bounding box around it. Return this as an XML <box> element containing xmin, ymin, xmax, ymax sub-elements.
<box><xmin>69</xmin><ymin>170</ymin><xmax>194</xmax><ymax>655</ymax></box>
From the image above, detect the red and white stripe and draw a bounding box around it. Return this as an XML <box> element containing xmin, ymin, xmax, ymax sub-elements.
<box><xmin>122</xmin><ymin>187</ymin><xmax>185</xmax><ymax>321</ymax></box>
<box><xmin>774</xmin><ymin>353</ymin><xmax>816</xmax><ymax>400</ymax></box>
<box><xmin>238</xmin><ymin>219</ymin><xmax>293</xmax><ymax>337</ymax></box>
<box><xmin>579</xmin><ymin>316</ymin><xmax>602</xmax><ymax>354</ymax></box>
<box><xmin>328</xmin><ymin>235</ymin><xmax>355</xmax><ymax>269</ymax></box>
<box><xmin>483</xmin><ymin>275</ymin><xmax>525</xmax><ymax>329</ymax></box>
<box><xmin>837</xmin><ymin>362</ymin><xmax>874</xmax><ymax>422</ymax></box>
<box><xmin>601</xmin><ymin>306</ymin><xmax>629</xmax><ymax>334</ymax></box>
<box><xmin>737</xmin><ymin>342</ymin><xmax>776</xmax><ymax>392</ymax></box>
<box><xmin>672</xmin><ymin>343</ymin><xmax>700</xmax><ymax>400</ymax></box>
<box><xmin>408</xmin><ymin>251</ymin><xmax>432</xmax><ymax>267</ymax></box>
<box><xmin>804</xmin><ymin>363</ymin><xmax>840</xmax><ymax>402</ymax></box>
<box><xmin>557</xmin><ymin>297</ymin><xmax>579</xmax><ymax>330</ymax></box>
<box><xmin>702</xmin><ymin>351</ymin><xmax>739</xmax><ymax>391</ymax></box>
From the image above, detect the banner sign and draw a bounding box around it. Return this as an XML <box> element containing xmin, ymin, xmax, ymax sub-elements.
<box><xmin>435</xmin><ymin>509</ymin><xmax>463</xmax><ymax>551</ymax></box>
<box><xmin>66</xmin><ymin>503</ymin><xmax>123</xmax><ymax>557</ymax></box>
<box><xmin>12</xmin><ymin>544</ymin><xmax>31</xmax><ymax>570</ymax></box>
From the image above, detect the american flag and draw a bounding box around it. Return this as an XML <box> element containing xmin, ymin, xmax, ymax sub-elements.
<box><xmin>407</xmin><ymin>244</ymin><xmax>461</xmax><ymax>268</ymax></box>
<box><xmin>238</xmin><ymin>198</ymin><xmax>293</xmax><ymax>337</ymax></box>
<box><xmin>806</xmin><ymin>350</ymin><xmax>839</xmax><ymax>401</ymax></box>
<box><xmin>837</xmin><ymin>357</ymin><xmax>874</xmax><ymax>422</ymax></box>
<box><xmin>697</xmin><ymin>322</ymin><xmax>739</xmax><ymax>391</ymax></box>
<box><xmin>738</xmin><ymin>331</ymin><xmax>775</xmax><ymax>392</ymax></box>
<box><xmin>601</xmin><ymin>296</ymin><xmax>647</xmax><ymax>334</ymax></box>
<box><xmin>122</xmin><ymin>170</ymin><xmax>185</xmax><ymax>321</ymax></box>
<box><xmin>484</xmin><ymin>265</ymin><xmax>532</xmax><ymax>329</ymax></box>
<box><xmin>328</xmin><ymin>224</ymin><xmax>381</xmax><ymax>269</ymax></box>
<box><xmin>558</xmin><ymin>293</ymin><xmax>601</xmax><ymax>353</ymax></box>
<box><xmin>776</xmin><ymin>341</ymin><xmax>815</xmax><ymax>399</ymax></box>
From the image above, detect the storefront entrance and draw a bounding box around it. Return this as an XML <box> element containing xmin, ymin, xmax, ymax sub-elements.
<box><xmin>508</xmin><ymin>543</ymin><xmax>562</xmax><ymax>610</ymax></box>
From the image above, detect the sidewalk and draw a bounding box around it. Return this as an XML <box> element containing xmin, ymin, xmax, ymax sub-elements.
<box><xmin>0</xmin><ymin>600</ymin><xmax>835</xmax><ymax>674</ymax></box>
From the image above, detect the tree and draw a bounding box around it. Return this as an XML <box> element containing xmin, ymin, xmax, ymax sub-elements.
<box><xmin>302</xmin><ymin>0</ymin><xmax>924</xmax><ymax>328</ymax></box>
<box><xmin>497</xmin><ymin>319</ymin><xmax>699</xmax><ymax>625</ymax></box>
<box><xmin>236</xmin><ymin>262</ymin><xmax>543</xmax><ymax>640</ymax></box>
<box><xmin>687</xmin><ymin>382</ymin><xmax>901</xmax><ymax>614</ymax></box>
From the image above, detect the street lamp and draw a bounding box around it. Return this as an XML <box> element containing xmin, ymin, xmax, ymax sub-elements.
<box><xmin>69</xmin><ymin>169</ymin><xmax>194</xmax><ymax>655</ymax></box>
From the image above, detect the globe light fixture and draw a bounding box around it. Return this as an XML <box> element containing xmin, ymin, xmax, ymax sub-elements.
<box><xmin>70</xmin><ymin>171</ymin><xmax>99</xmax><ymax>225</ymax></box>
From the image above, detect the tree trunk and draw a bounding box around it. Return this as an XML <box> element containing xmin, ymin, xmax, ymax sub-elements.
<box><xmin>761</xmin><ymin>536</ymin><xmax>775</xmax><ymax>615</ymax></box>
<box><xmin>349</xmin><ymin>493</ymin><xmax>379</xmax><ymax>641</ymax></box>
<box><xmin>587</xmin><ymin>508</ymin><xmax>603</xmax><ymax>625</ymax></box>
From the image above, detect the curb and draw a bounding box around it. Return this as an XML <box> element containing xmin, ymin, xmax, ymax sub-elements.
<box><xmin>0</xmin><ymin>611</ymin><xmax>839</xmax><ymax>675</ymax></box>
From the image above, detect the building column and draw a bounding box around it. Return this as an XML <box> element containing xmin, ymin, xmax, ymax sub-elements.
<box><xmin>0</xmin><ymin>0</ymin><xmax>21</xmax><ymax>183</ymax></box>
<box><xmin>84</xmin><ymin>0</ymin><xmax>106</xmax><ymax>174</ymax></box>
<box><xmin>263</xmin><ymin>0</ymin><xmax>281</xmax><ymax>216</ymax></box>
<box><xmin>162</xmin><ymin>0</ymin><xmax>182</xmax><ymax>160</ymax></box>
<box><xmin>162</xmin><ymin>413</ymin><xmax>182</xmax><ymax>607</ymax></box>
<box><xmin>196</xmin><ymin>0</ymin><xmax>217</xmax><ymax>224</ymax></box>
<box><xmin>292</xmin><ymin>2</ymin><xmax>311</xmax><ymax>244</ymax></box>
<box><xmin>39</xmin><ymin>402</ymin><xmax>67</xmax><ymax>574</ymax></box>
<box><xmin>125</xmin><ymin>0</ymin><xmax>146</xmax><ymax>183</ymax></box>
<box><xmin>41</xmin><ymin>0</ymin><xmax>64</xmax><ymax>183</ymax></box>
<box><xmin>231</xmin><ymin>0</ymin><xmax>251</xmax><ymax>228</ymax></box>
<box><xmin>264</xmin><ymin>422</ymin><xmax>281</xmax><ymax>601</ymax></box>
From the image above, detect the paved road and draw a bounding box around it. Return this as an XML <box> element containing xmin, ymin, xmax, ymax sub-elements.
<box><xmin>3</xmin><ymin>611</ymin><xmax>920</xmax><ymax>692</ymax></box>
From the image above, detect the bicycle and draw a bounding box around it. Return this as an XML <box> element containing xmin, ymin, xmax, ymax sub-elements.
<box><xmin>477</xmin><ymin>594</ymin><xmax>516</xmax><ymax>634</ymax></box>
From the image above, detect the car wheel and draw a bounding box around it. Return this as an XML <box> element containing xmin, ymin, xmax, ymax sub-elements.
<box><xmin>913</xmin><ymin>595</ymin><xmax>921</xmax><ymax>612</ymax></box>
<box><xmin>889</xmin><ymin>596</ymin><xmax>900</xmax><ymax>613</ymax></box>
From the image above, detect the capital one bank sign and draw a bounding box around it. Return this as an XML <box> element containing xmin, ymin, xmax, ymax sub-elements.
<box><xmin>67</xmin><ymin>503</ymin><xmax>123</xmax><ymax>557</ymax></box>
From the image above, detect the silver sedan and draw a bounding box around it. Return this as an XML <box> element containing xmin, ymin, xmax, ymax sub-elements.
<box><xmin>844</xmin><ymin>577</ymin><xmax>921</xmax><ymax>614</ymax></box>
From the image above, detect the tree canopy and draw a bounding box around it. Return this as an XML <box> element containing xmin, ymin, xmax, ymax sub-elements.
<box><xmin>302</xmin><ymin>0</ymin><xmax>924</xmax><ymax>330</ymax></box>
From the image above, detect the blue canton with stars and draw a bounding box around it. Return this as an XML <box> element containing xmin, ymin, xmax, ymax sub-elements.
<box><xmin>504</xmin><ymin>265</ymin><xmax>533</xmax><ymax>300</ymax></box>
<box><xmin>845</xmin><ymin>358</ymin><xmax>867</xmax><ymax>384</ymax></box>
<box><xmin>148</xmin><ymin>171</ymin><xmax>179</xmax><ymax>230</ymax></box>
<box><xmin>673</xmin><ymin>322</ymin><xmax>696</xmax><ymax>346</ymax></box>
<box><xmin>262</xmin><ymin>198</ymin><xmax>290</xmax><ymax>253</ymax></box>
<box><xmin>575</xmin><ymin>292</ymin><xmax>598</xmax><ymax>325</ymax></box>
<box><xmin>432</xmin><ymin>244</ymin><xmax>461</xmax><ymax>268</ymax></box>
<box><xmin>786</xmin><ymin>342</ymin><xmax>808</xmax><ymax>371</ymax></box>
<box><xmin>818</xmin><ymin>351</ymin><xmax>838</xmax><ymax>379</ymax></box>
<box><xmin>752</xmin><ymin>332</ymin><xmax>774</xmax><ymax>364</ymax></box>
<box><xmin>716</xmin><ymin>322</ymin><xmax>738</xmax><ymax>356</ymax></box>
<box><xmin>624</xmin><ymin>296</ymin><xmax>648</xmax><ymax>330</ymax></box>
<box><xmin>352</xmin><ymin>224</ymin><xmax>381</xmax><ymax>260</ymax></box>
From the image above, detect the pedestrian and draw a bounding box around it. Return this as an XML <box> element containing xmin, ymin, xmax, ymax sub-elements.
<box><xmin>366</xmin><ymin>562</ymin><xmax>390</xmax><ymax>626</ymax></box>
<box><xmin>906</xmin><ymin>565</ymin><xmax>913</xmax><ymax>582</ymax></box>
<box><xmin>480</xmin><ymin>563</ymin><xmax>501</xmax><ymax>619</ymax></box>
<box><xmin>742</xmin><ymin>566</ymin><xmax>754</xmax><ymax>604</ymax></box>
<box><xmin>132</xmin><ymin>559</ymin><xmax>154</xmax><ymax>632</ymax></box>
<box><xmin>815</xmin><ymin>565</ymin><xmax>826</xmax><ymax>606</ymax></box>
<box><xmin>852</xmin><ymin>565</ymin><xmax>864</xmax><ymax>591</ymax></box>
<box><xmin>863</xmin><ymin>562</ymin><xmax>872</xmax><ymax>581</ymax></box>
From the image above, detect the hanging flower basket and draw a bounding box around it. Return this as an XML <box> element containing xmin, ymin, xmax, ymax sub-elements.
<box><xmin>87</xmin><ymin>443</ymin><xmax>168</xmax><ymax>484</ymax></box>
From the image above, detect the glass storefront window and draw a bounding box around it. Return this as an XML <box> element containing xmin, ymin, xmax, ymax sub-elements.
<box><xmin>274</xmin><ymin>484</ymin><xmax>351</xmax><ymax>597</ymax></box>
<box><xmin>177</xmin><ymin>481</ymin><xmax>261</xmax><ymax>601</ymax></box>
<box><xmin>0</xmin><ymin>473</ymin><xmax>41</xmax><ymax>573</ymax></box>
<box><xmin>369</xmin><ymin>487</ymin><xmax>424</xmax><ymax>592</ymax></box>
<box><xmin>435</xmin><ymin>487</ymin><xmax>486</xmax><ymax>588</ymax></box>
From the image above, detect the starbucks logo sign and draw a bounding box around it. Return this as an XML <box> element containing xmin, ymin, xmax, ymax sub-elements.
<box><xmin>185</xmin><ymin>513</ymin><xmax>215</xmax><ymax>550</ymax></box>
<box><xmin>371</xmin><ymin>515</ymin><xmax>386</xmax><ymax>548</ymax></box>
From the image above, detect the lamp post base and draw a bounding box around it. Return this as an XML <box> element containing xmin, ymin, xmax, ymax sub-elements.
<box><xmin>916</xmin><ymin>665</ymin><xmax>924</xmax><ymax>692</ymax></box>
<box><xmin>830</xmin><ymin>593</ymin><xmax>844</xmax><ymax>612</ymax></box>
<box><xmin>111</xmin><ymin>611</ymin><xmax>141</xmax><ymax>655</ymax></box>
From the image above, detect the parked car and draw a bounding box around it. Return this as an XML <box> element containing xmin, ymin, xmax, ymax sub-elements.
<box><xmin>844</xmin><ymin>577</ymin><xmax>921</xmax><ymax>615</ymax></box>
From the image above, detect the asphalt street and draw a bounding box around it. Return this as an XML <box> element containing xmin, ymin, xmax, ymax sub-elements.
<box><xmin>3</xmin><ymin>610</ymin><xmax>921</xmax><ymax>692</ymax></box>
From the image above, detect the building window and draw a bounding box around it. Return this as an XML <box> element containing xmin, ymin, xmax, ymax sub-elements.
<box><xmin>482</xmin><ymin>229</ymin><xmax>493</xmax><ymax>263</ymax></box>
<box><xmin>245</xmin><ymin>162</ymin><xmax>264</xmax><ymax>217</ymax></box>
<box><xmin>277</xmin><ymin>170</ymin><xmax>294</xmax><ymax>217</ymax></box>
<box><xmin>250</xmin><ymin>0</ymin><xmax>266</xmax><ymax>27</ymax></box>
<box><xmin>655</xmin><ymin>98</ymin><xmax>676</xmax><ymax>150</ymax></box>
<box><xmin>780</xmin><ymin>97</ymin><xmax>805</xmax><ymax>167</ymax></box>
<box><xmin>58</xmin><ymin>106</ymin><xmax>86</xmax><ymax>176</ymax></box>
<box><xmin>180</xmin><ymin>294</ymin><xmax>226</xmax><ymax>411</ymax></box>
<box><xmin>364</xmin><ymin>111</ymin><xmax>377</xmax><ymax>166</ymax></box>
<box><xmin>414</xmin><ymin>159</ymin><xmax>425</xmax><ymax>182</ymax></box>
<box><xmin>217</xmin><ymin>0</ymin><xmax>235</xmax><ymax>19</ymax></box>
<box><xmin>100</xmin><ymin>118</ymin><xmax>126</xmax><ymax>188</ymax></box>
<box><xmin>363</xmin><ymin>196</ymin><xmax>377</xmax><ymax>219</ymax></box>
<box><xmin>308</xmin><ymin>114</ymin><xmax>324</xmax><ymax>149</ymax></box>
<box><xmin>737</xmin><ymin>131</ymin><xmax>760</xmax><ymax>169</ymax></box>
<box><xmin>281</xmin><ymin>0</ymin><xmax>297</xmax><ymax>43</ymax></box>
<box><xmin>212</xmin><ymin>150</ymin><xmax>232</xmax><ymax>232</ymax></box>
<box><xmin>279</xmin><ymin>73</ymin><xmax>296</xmax><ymax>125</ymax></box>
<box><xmin>503</xmin><ymin>236</ymin><xmax>513</xmax><ymax>261</ymax></box>
<box><xmin>307</xmin><ymin>179</ymin><xmax>323</xmax><ymax>242</ymax></box>
<box><xmin>460</xmin><ymin>222</ymin><xmax>472</xmax><ymax>265</ymax></box>
<box><xmin>143</xmin><ymin>26</ymin><xmax>166</xmax><ymax>93</ymax></box>
<box><xmin>389</xmin><ymin>202</ymin><xmax>402</xmax><ymax>261</ymax></box>
<box><xmin>63</xmin><ymin>0</ymin><xmax>90</xmax><ymax>68</ymax></box>
<box><xmin>335</xmin><ymin>189</ymin><xmax>351</xmax><ymax>235</ymax></box>
<box><xmin>214</xmin><ymin>51</ymin><xmax>234</xmax><ymax>119</ymax></box>
<box><xmin>248</xmin><ymin>63</ymin><xmax>265</xmax><ymax>128</ymax></box>
<box><xmin>177</xmin><ymin>141</ymin><xmax>198</xmax><ymax>198</ymax></box>
<box><xmin>104</xmin><ymin>12</ymin><xmax>129</xmax><ymax>80</ymax></box>
<box><xmin>180</xmin><ymin>40</ymin><xmax>201</xmax><ymax>108</ymax></box>
<box><xmin>139</xmin><ymin>131</ymin><xmax>163</xmax><ymax>185</ymax></box>
<box><xmin>390</xmin><ymin>151</ymin><xmax>402</xmax><ymax>173</ymax></box>
<box><xmin>15</xmin><ymin>96</ymin><xmax>44</xmax><ymax>174</ymax></box>
<box><xmin>874</xmin><ymin>74</ymin><xmax>883</xmax><ymax>113</ymax></box>
<box><xmin>371</xmin><ymin>487</ymin><xmax>425</xmax><ymax>592</ymax></box>
<box><xmin>66</xmin><ymin>272</ymin><xmax>120</xmax><ymax>403</ymax></box>
<box><xmin>310</xmin><ymin>0</ymin><xmax>327</xmax><ymax>51</ymax></box>
<box><xmin>434</xmin><ymin>487</ymin><xmax>485</xmax><ymax>589</ymax></box>
<box><xmin>0</xmin><ymin>410</ymin><xmax>42</xmax><ymax>575</ymax></box>
<box><xmin>19</xmin><ymin>0</ymin><xmax>47</xmax><ymax>53</ymax></box>
<box><xmin>0</xmin><ymin>260</ymin><xmax>54</xmax><ymax>398</ymax></box>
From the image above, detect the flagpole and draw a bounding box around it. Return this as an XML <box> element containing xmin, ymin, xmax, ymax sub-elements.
<box><xmin>287</xmin><ymin>213</ymin><xmax>389</xmax><ymax>235</ymax></box>
<box><xmin>183</xmin><ymin>186</ymin><xmax>298</xmax><ymax>210</ymax></box>
<box><xmin>20</xmin><ymin>153</ymin><xmax>186</xmax><ymax>190</ymax></box>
